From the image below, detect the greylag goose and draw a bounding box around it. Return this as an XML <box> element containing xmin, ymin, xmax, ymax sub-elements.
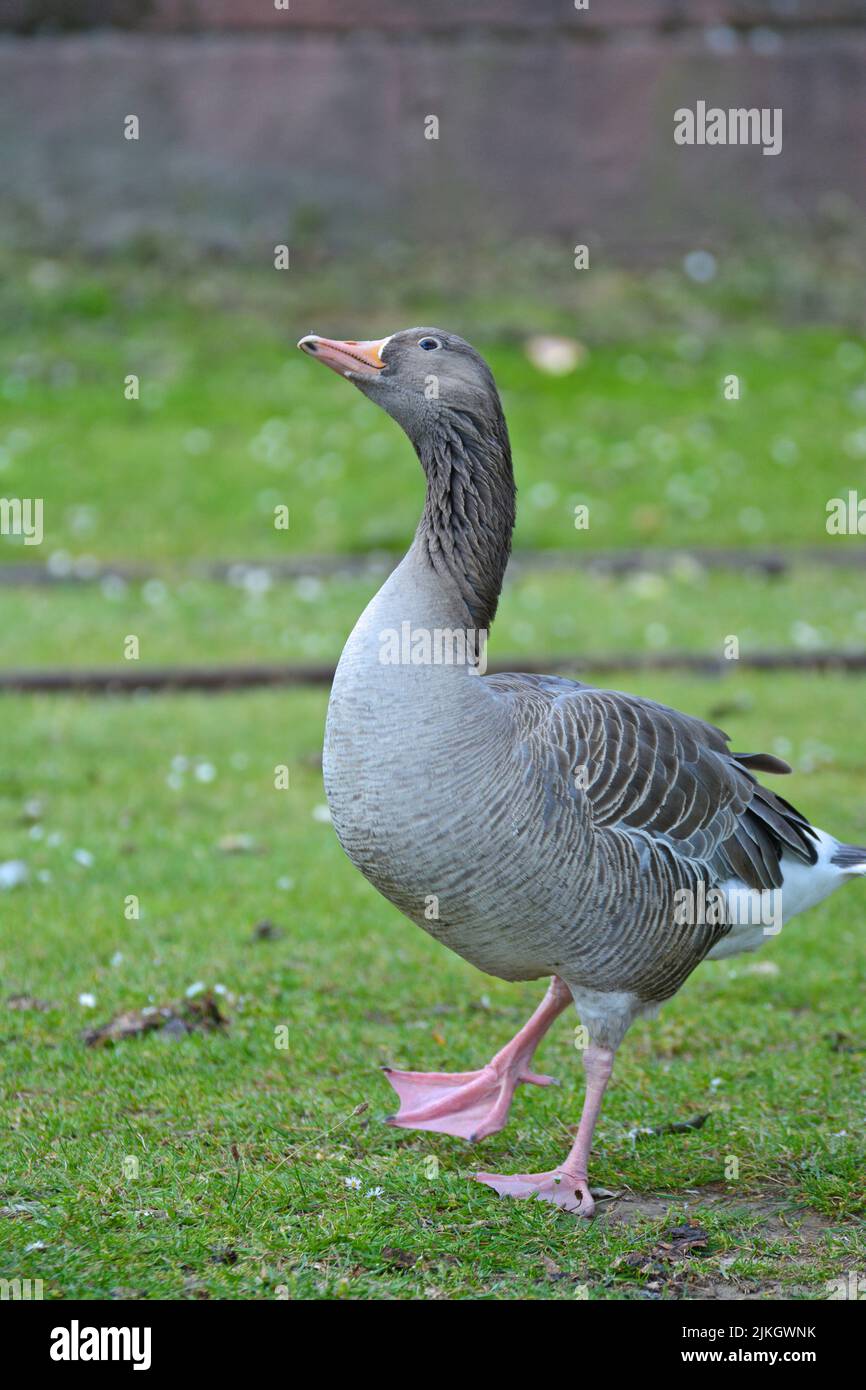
<box><xmin>298</xmin><ymin>328</ymin><xmax>866</xmax><ymax>1217</ymax></box>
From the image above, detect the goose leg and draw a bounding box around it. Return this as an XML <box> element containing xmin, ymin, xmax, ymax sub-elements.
<box><xmin>382</xmin><ymin>976</ymin><xmax>571</xmax><ymax>1141</ymax></box>
<box><xmin>475</xmin><ymin>1042</ymin><xmax>615</xmax><ymax>1217</ymax></box>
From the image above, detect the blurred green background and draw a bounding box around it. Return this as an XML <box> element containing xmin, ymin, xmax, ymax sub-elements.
<box><xmin>1</xmin><ymin>4</ymin><xmax>866</xmax><ymax>1302</ymax></box>
<box><xmin>1</xmin><ymin>243</ymin><xmax>865</xmax><ymax>670</ymax></box>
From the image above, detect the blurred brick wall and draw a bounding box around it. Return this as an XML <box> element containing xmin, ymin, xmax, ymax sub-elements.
<box><xmin>5</xmin><ymin>2</ymin><xmax>866</xmax><ymax>32</ymax></box>
<box><xmin>1</xmin><ymin>1</ymin><xmax>864</xmax><ymax>257</ymax></box>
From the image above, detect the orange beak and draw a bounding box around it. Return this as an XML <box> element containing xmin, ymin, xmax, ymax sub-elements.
<box><xmin>297</xmin><ymin>333</ymin><xmax>390</xmax><ymax>379</ymax></box>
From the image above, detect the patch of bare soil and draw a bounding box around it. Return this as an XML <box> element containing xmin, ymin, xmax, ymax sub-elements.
<box><xmin>597</xmin><ymin>1185</ymin><xmax>844</xmax><ymax>1301</ymax></box>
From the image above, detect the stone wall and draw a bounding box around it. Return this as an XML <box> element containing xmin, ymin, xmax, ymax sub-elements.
<box><xmin>1</xmin><ymin>1</ymin><xmax>864</xmax><ymax>258</ymax></box>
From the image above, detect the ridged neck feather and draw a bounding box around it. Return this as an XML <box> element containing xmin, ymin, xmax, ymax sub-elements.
<box><xmin>413</xmin><ymin>406</ymin><xmax>516</xmax><ymax>635</ymax></box>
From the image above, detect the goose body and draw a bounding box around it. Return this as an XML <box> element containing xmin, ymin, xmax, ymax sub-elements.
<box><xmin>326</xmin><ymin>565</ymin><xmax>858</xmax><ymax>1023</ymax></box>
<box><xmin>302</xmin><ymin>326</ymin><xmax>866</xmax><ymax>1214</ymax></box>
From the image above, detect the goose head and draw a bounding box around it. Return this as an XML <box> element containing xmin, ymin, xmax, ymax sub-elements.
<box><xmin>299</xmin><ymin>326</ymin><xmax>515</xmax><ymax>630</ymax></box>
<box><xmin>297</xmin><ymin>327</ymin><xmax>505</xmax><ymax>455</ymax></box>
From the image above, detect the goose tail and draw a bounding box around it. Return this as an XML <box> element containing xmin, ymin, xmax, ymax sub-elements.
<box><xmin>831</xmin><ymin>843</ymin><xmax>866</xmax><ymax>876</ymax></box>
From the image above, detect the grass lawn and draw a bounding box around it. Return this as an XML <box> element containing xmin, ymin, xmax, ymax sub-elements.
<box><xmin>1</xmin><ymin>252</ymin><xmax>865</xmax><ymax>566</ymax></box>
<box><xmin>1</xmin><ymin>250</ymin><xmax>864</xmax><ymax>1299</ymax></box>
<box><xmin>1</xmin><ymin>672</ymin><xmax>864</xmax><ymax>1300</ymax></box>
<box><xmin>3</xmin><ymin>565</ymin><xmax>866</xmax><ymax>671</ymax></box>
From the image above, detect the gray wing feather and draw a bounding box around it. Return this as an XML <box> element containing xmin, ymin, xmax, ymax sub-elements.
<box><xmin>485</xmin><ymin>672</ymin><xmax>818</xmax><ymax>891</ymax></box>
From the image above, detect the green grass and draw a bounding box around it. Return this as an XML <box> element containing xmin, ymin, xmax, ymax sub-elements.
<box><xmin>1</xmin><ymin>251</ymin><xmax>865</xmax><ymax>565</ymax></box>
<box><xmin>1</xmin><ymin>251</ymin><xmax>864</xmax><ymax>1298</ymax></box>
<box><xmin>1</xmin><ymin>674</ymin><xmax>864</xmax><ymax>1300</ymax></box>
<box><xmin>3</xmin><ymin>565</ymin><xmax>866</xmax><ymax>670</ymax></box>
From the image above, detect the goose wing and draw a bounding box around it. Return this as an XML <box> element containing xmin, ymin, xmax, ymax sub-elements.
<box><xmin>484</xmin><ymin>672</ymin><xmax>818</xmax><ymax>890</ymax></box>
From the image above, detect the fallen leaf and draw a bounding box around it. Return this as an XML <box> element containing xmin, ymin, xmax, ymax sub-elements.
<box><xmin>629</xmin><ymin>1113</ymin><xmax>710</xmax><ymax>1142</ymax></box>
<box><xmin>209</xmin><ymin>1246</ymin><xmax>239</xmax><ymax>1265</ymax></box>
<box><xmin>827</xmin><ymin>1031</ymin><xmax>866</xmax><ymax>1054</ymax></box>
<box><xmin>251</xmin><ymin>919</ymin><xmax>284</xmax><ymax>942</ymax></box>
<box><xmin>81</xmin><ymin>991</ymin><xmax>229</xmax><ymax>1046</ymax></box>
<box><xmin>6</xmin><ymin>994</ymin><xmax>53</xmax><ymax>1012</ymax></box>
<box><xmin>381</xmin><ymin>1247</ymin><xmax>419</xmax><ymax>1269</ymax></box>
<box><xmin>524</xmin><ymin>335</ymin><xmax>587</xmax><ymax>375</ymax></box>
<box><xmin>216</xmin><ymin>834</ymin><xmax>260</xmax><ymax>855</ymax></box>
<box><xmin>618</xmin><ymin>1223</ymin><xmax>709</xmax><ymax>1278</ymax></box>
<box><xmin>657</xmin><ymin>1223</ymin><xmax>709</xmax><ymax>1259</ymax></box>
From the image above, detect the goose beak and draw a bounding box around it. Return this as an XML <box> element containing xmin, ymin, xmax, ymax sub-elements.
<box><xmin>298</xmin><ymin>333</ymin><xmax>390</xmax><ymax>379</ymax></box>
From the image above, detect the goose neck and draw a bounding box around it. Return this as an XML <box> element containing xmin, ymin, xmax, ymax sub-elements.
<box><xmin>413</xmin><ymin>407</ymin><xmax>516</xmax><ymax>636</ymax></box>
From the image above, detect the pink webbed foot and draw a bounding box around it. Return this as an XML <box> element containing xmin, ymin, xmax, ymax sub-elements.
<box><xmin>382</xmin><ymin>1062</ymin><xmax>557</xmax><ymax>1142</ymax></box>
<box><xmin>474</xmin><ymin>1167</ymin><xmax>596</xmax><ymax>1218</ymax></box>
<box><xmin>381</xmin><ymin>979</ymin><xmax>571</xmax><ymax>1141</ymax></box>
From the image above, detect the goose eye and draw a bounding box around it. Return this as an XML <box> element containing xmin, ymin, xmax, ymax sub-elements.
<box><xmin>418</xmin><ymin>337</ymin><xmax>441</xmax><ymax>351</ymax></box>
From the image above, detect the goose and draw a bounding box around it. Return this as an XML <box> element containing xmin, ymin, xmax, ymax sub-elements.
<box><xmin>298</xmin><ymin>327</ymin><xmax>866</xmax><ymax>1216</ymax></box>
